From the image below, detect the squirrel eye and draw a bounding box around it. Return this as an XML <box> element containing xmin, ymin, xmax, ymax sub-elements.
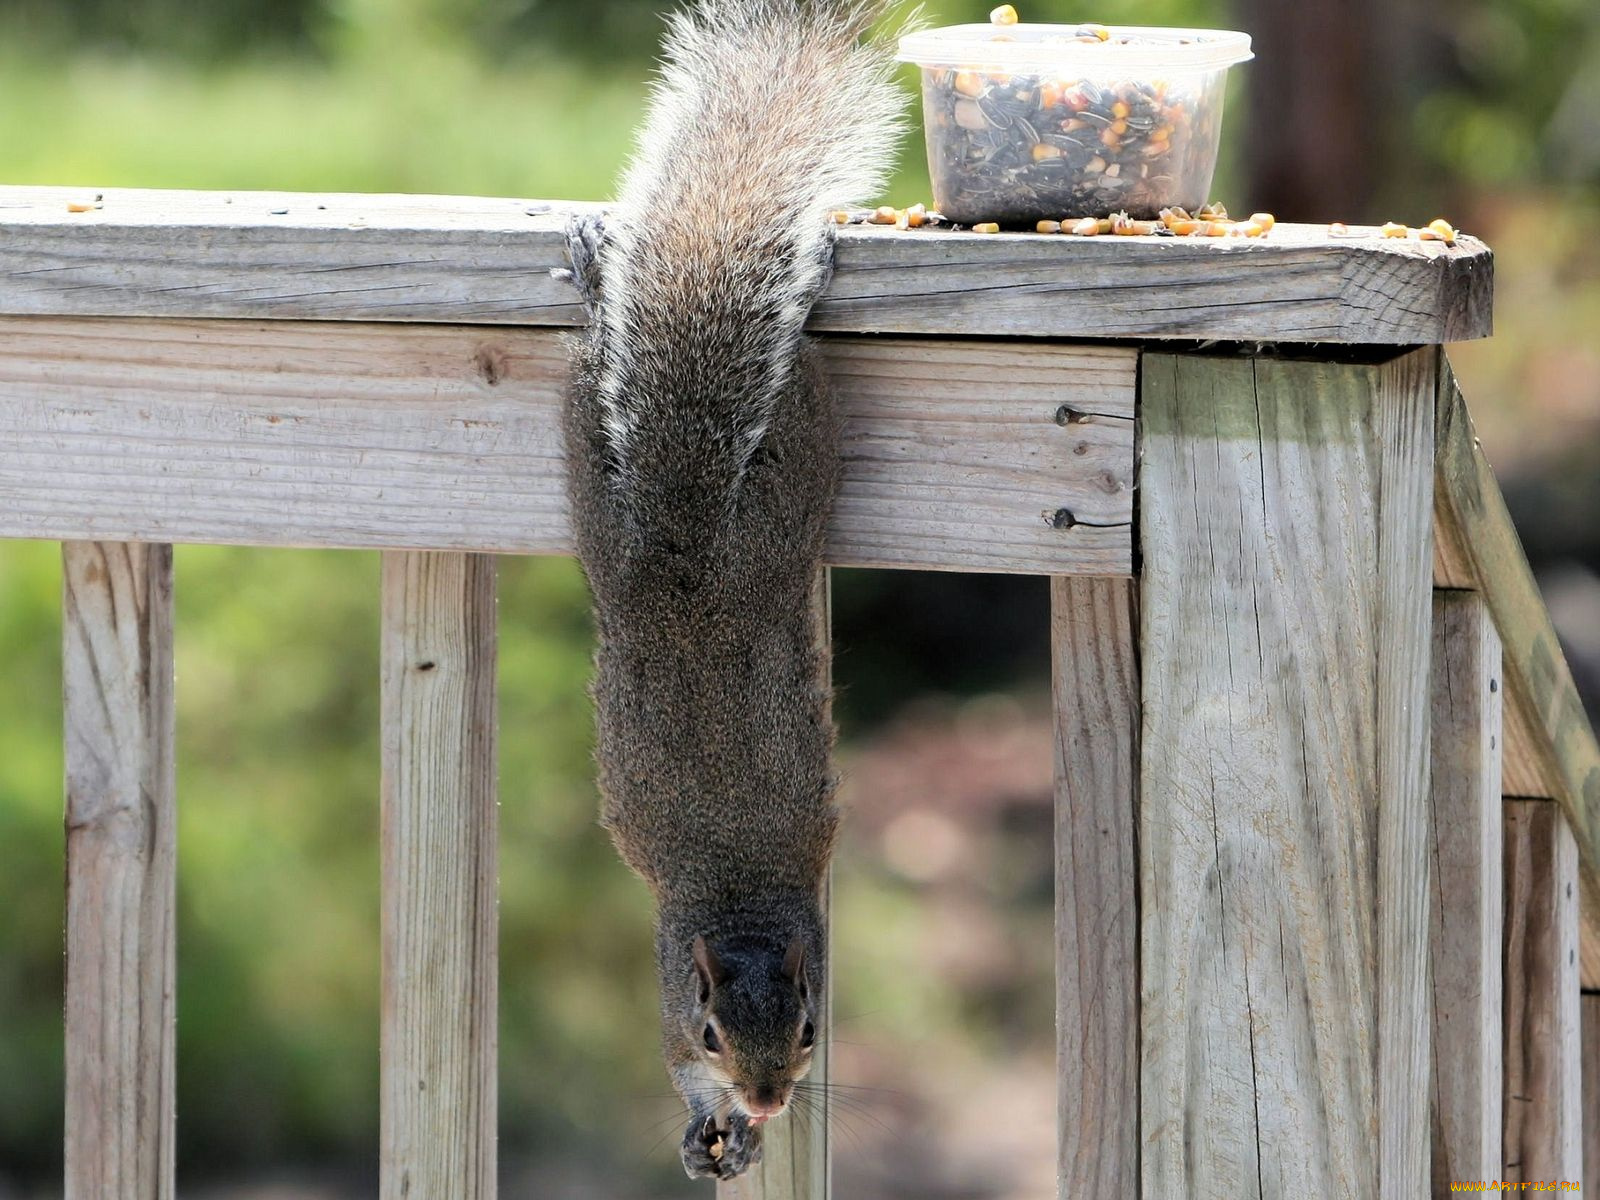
<box><xmin>703</xmin><ymin>1023</ymin><xmax>722</xmax><ymax>1054</ymax></box>
<box><xmin>799</xmin><ymin>1020</ymin><xmax>815</xmax><ymax>1049</ymax></box>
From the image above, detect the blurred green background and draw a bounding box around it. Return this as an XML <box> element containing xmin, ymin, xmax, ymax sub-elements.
<box><xmin>1</xmin><ymin>0</ymin><xmax>1597</xmax><ymax>1196</ymax></box>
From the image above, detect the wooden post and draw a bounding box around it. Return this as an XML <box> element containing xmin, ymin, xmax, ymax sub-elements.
<box><xmin>1051</xmin><ymin>577</ymin><xmax>1138</xmax><ymax>1198</ymax></box>
<box><xmin>721</xmin><ymin>571</ymin><xmax>833</xmax><ymax>1200</ymax></box>
<box><xmin>1139</xmin><ymin>349</ymin><xmax>1435</xmax><ymax>1199</ymax></box>
<box><xmin>380</xmin><ymin>551</ymin><xmax>498</xmax><ymax>1200</ymax></box>
<box><xmin>1502</xmin><ymin>800</ymin><xmax>1582</xmax><ymax>1185</ymax></box>
<box><xmin>1428</xmin><ymin>590</ymin><xmax>1504</xmax><ymax>1193</ymax></box>
<box><xmin>1582</xmin><ymin>992</ymin><xmax>1598</xmax><ymax>1188</ymax></box>
<box><xmin>62</xmin><ymin>541</ymin><xmax>176</xmax><ymax>1200</ymax></box>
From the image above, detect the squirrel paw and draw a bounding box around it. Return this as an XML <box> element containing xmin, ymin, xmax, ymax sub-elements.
<box><xmin>680</xmin><ymin>1113</ymin><xmax>723</xmax><ymax>1180</ymax></box>
<box><xmin>680</xmin><ymin>1111</ymin><xmax>764</xmax><ymax>1181</ymax></box>
<box><xmin>717</xmin><ymin>1111</ymin><xmax>765</xmax><ymax>1180</ymax></box>
<box><xmin>557</xmin><ymin>211</ymin><xmax>608</xmax><ymax>316</ymax></box>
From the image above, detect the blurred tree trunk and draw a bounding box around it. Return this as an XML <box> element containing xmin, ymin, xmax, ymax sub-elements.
<box><xmin>1239</xmin><ymin>0</ymin><xmax>1388</xmax><ymax>221</ymax></box>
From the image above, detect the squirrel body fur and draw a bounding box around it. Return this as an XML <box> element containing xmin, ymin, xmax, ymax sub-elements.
<box><xmin>560</xmin><ymin>0</ymin><xmax>904</xmax><ymax>1181</ymax></box>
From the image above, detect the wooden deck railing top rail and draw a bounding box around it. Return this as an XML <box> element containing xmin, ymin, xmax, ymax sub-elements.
<box><xmin>0</xmin><ymin>185</ymin><xmax>1491</xmax><ymax>342</ymax></box>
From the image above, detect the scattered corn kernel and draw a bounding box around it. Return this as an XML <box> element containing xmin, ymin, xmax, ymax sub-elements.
<box><xmin>1111</xmin><ymin>213</ymin><xmax>1158</xmax><ymax>235</ymax></box>
<box><xmin>872</xmin><ymin>205</ymin><xmax>898</xmax><ymax>225</ymax></box>
<box><xmin>1167</xmin><ymin>218</ymin><xmax>1202</xmax><ymax>236</ymax></box>
<box><xmin>1329</xmin><ymin>221</ymin><xmax>1351</xmax><ymax>235</ymax></box>
<box><xmin>1381</xmin><ymin>221</ymin><xmax>1409</xmax><ymax>238</ymax></box>
<box><xmin>1085</xmin><ymin>23</ymin><xmax>1111</xmax><ymax>40</ymax></box>
<box><xmin>1423</xmin><ymin>217</ymin><xmax>1458</xmax><ymax>243</ymax></box>
<box><xmin>906</xmin><ymin>203</ymin><xmax>928</xmax><ymax>228</ymax></box>
<box><xmin>1036</xmin><ymin>219</ymin><xmax>1062</xmax><ymax>234</ymax></box>
<box><xmin>989</xmin><ymin>3</ymin><xmax>1018</xmax><ymax>24</ymax></box>
<box><xmin>894</xmin><ymin>208</ymin><xmax>911</xmax><ymax>230</ymax></box>
<box><xmin>830</xmin><ymin>210</ymin><xmax>851</xmax><ymax>224</ymax></box>
<box><xmin>973</xmin><ymin>222</ymin><xmax>1001</xmax><ymax>234</ymax></box>
<box><xmin>1197</xmin><ymin>201</ymin><xmax>1228</xmax><ymax>220</ymax></box>
<box><xmin>1249</xmin><ymin>212</ymin><xmax>1275</xmax><ymax>231</ymax></box>
<box><xmin>1070</xmin><ymin>217</ymin><xmax>1101</xmax><ymax>236</ymax></box>
<box><xmin>66</xmin><ymin>201</ymin><xmax>96</xmax><ymax>213</ymax></box>
<box><xmin>1202</xmin><ymin>221</ymin><xmax>1230</xmax><ymax>236</ymax></box>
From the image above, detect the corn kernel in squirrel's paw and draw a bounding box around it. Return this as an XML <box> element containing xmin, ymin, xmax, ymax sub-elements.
<box><xmin>709</xmin><ymin>1137</ymin><xmax>725</xmax><ymax>1161</ymax></box>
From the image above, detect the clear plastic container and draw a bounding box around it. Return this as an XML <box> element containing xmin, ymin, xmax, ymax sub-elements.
<box><xmin>897</xmin><ymin>24</ymin><xmax>1252</xmax><ymax>225</ymax></box>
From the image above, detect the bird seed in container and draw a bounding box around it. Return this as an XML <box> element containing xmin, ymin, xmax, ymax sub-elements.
<box><xmin>899</xmin><ymin>19</ymin><xmax>1252</xmax><ymax>225</ymax></box>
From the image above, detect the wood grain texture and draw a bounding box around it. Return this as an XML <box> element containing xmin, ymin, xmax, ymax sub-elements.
<box><xmin>1376</xmin><ymin>348</ymin><xmax>1438</xmax><ymax>1197</ymax></box>
<box><xmin>720</xmin><ymin>571</ymin><xmax>833</xmax><ymax>1200</ymax></box>
<box><xmin>1582</xmin><ymin>992</ymin><xmax>1598</xmax><ymax>1189</ymax></box>
<box><xmin>1433</xmin><ymin>358</ymin><xmax>1600</xmax><ymax>990</ymax></box>
<box><xmin>1429</xmin><ymin>590</ymin><xmax>1504</xmax><ymax>1195</ymax></box>
<box><xmin>381</xmin><ymin>552</ymin><xmax>497</xmax><ymax>1200</ymax></box>
<box><xmin>0</xmin><ymin>186</ymin><xmax>1491</xmax><ymax>343</ymax></box>
<box><xmin>62</xmin><ymin>541</ymin><xmax>175</xmax><ymax>1200</ymax></box>
<box><xmin>1502</xmin><ymin>800</ymin><xmax>1582</xmax><ymax>1186</ymax></box>
<box><xmin>1050</xmin><ymin>577</ymin><xmax>1138</xmax><ymax>1200</ymax></box>
<box><xmin>1139</xmin><ymin>349</ymin><xmax>1435</xmax><ymax>1200</ymax></box>
<box><xmin>0</xmin><ymin>315</ymin><xmax>1134</xmax><ymax>575</ymax></box>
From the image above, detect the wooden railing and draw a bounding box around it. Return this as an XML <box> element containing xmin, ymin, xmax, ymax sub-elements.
<box><xmin>3</xmin><ymin>185</ymin><xmax>1596</xmax><ymax>1199</ymax></box>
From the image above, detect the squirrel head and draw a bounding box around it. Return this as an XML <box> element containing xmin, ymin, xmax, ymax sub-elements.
<box><xmin>685</xmin><ymin>933</ymin><xmax>817</xmax><ymax>1123</ymax></box>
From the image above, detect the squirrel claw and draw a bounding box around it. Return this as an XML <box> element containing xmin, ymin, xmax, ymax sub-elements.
<box><xmin>559</xmin><ymin>211</ymin><xmax>608</xmax><ymax>317</ymax></box>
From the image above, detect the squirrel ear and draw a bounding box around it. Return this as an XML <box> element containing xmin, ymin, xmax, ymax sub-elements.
<box><xmin>692</xmin><ymin>935</ymin><xmax>727</xmax><ymax>1002</ymax></box>
<box><xmin>782</xmin><ymin>937</ymin><xmax>806</xmax><ymax>986</ymax></box>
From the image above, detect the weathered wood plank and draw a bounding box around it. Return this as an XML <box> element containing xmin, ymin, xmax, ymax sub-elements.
<box><xmin>1376</xmin><ymin>348</ymin><xmax>1437</xmax><ymax>1198</ymax></box>
<box><xmin>1582</xmin><ymin>992</ymin><xmax>1598</xmax><ymax>1188</ymax></box>
<box><xmin>380</xmin><ymin>551</ymin><xmax>498</xmax><ymax>1200</ymax></box>
<box><xmin>1502</xmin><ymin>800</ymin><xmax>1582</xmax><ymax>1187</ymax></box>
<box><xmin>1433</xmin><ymin>357</ymin><xmax>1600</xmax><ymax>989</ymax></box>
<box><xmin>1139</xmin><ymin>349</ymin><xmax>1435</xmax><ymax>1200</ymax></box>
<box><xmin>63</xmin><ymin>541</ymin><xmax>175</xmax><ymax>1200</ymax></box>
<box><xmin>1429</xmin><ymin>590</ymin><xmax>1504</xmax><ymax>1195</ymax></box>
<box><xmin>1050</xmin><ymin>577</ymin><xmax>1138</xmax><ymax>1200</ymax></box>
<box><xmin>720</xmin><ymin>571</ymin><xmax>832</xmax><ymax>1200</ymax></box>
<box><xmin>0</xmin><ymin>315</ymin><xmax>1135</xmax><ymax>575</ymax></box>
<box><xmin>0</xmin><ymin>186</ymin><xmax>1492</xmax><ymax>343</ymax></box>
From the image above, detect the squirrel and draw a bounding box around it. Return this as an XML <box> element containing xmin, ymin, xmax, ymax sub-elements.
<box><xmin>556</xmin><ymin>0</ymin><xmax>905</xmax><ymax>1181</ymax></box>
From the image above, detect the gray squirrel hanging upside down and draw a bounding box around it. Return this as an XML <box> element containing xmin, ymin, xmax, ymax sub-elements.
<box><xmin>557</xmin><ymin>0</ymin><xmax>905</xmax><ymax>1182</ymax></box>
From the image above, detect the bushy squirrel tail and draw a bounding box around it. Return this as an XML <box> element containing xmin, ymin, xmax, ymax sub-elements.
<box><xmin>588</xmin><ymin>0</ymin><xmax>907</xmax><ymax>495</ymax></box>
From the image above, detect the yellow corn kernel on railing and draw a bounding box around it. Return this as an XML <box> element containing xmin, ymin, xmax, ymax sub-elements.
<box><xmin>2</xmin><ymin>185</ymin><xmax>1596</xmax><ymax>1199</ymax></box>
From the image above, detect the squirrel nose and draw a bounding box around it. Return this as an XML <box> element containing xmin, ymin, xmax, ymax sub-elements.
<box><xmin>744</xmin><ymin>1089</ymin><xmax>786</xmax><ymax>1122</ymax></box>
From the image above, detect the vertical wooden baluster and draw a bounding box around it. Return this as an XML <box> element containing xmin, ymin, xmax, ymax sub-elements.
<box><xmin>721</xmin><ymin>569</ymin><xmax>831</xmax><ymax>1200</ymax></box>
<box><xmin>1428</xmin><ymin>590</ymin><xmax>1504</xmax><ymax>1194</ymax></box>
<box><xmin>1051</xmin><ymin>576</ymin><xmax>1139</xmax><ymax>1199</ymax></box>
<box><xmin>1502</xmin><ymin>800</ymin><xmax>1582</xmax><ymax>1186</ymax></box>
<box><xmin>380</xmin><ymin>551</ymin><xmax>498</xmax><ymax>1200</ymax></box>
<box><xmin>63</xmin><ymin>540</ymin><xmax>176</xmax><ymax>1200</ymax></box>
